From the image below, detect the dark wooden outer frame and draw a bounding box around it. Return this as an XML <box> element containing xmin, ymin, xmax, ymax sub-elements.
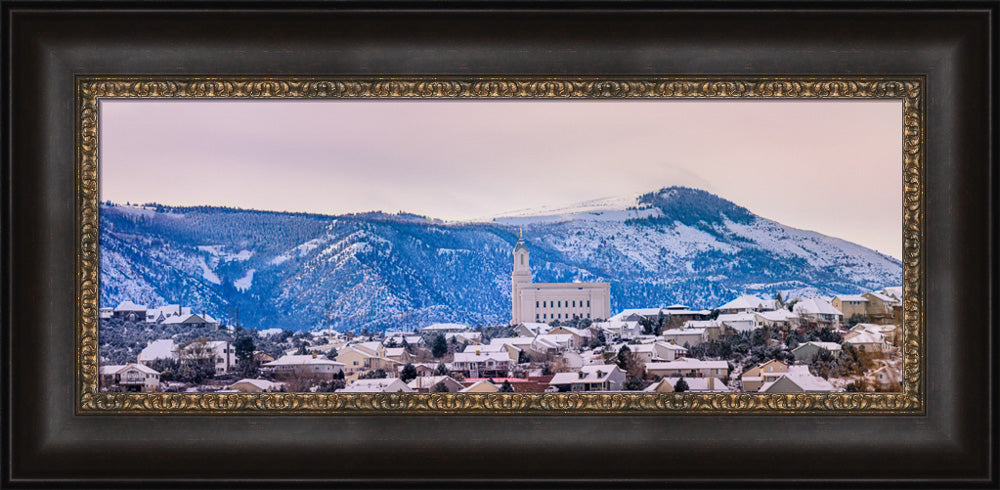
<box><xmin>4</xmin><ymin>2</ymin><xmax>997</xmax><ymax>487</ymax></box>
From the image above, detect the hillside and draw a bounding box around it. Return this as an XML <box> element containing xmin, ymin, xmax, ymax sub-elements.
<box><xmin>99</xmin><ymin>187</ymin><xmax>902</xmax><ymax>331</ymax></box>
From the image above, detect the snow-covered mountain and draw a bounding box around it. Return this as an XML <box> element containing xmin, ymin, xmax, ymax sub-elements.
<box><xmin>99</xmin><ymin>187</ymin><xmax>901</xmax><ymax>332</ymax></box>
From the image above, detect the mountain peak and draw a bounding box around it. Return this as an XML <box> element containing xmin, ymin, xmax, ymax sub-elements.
<box><xmin>634</xmin><ymin>186</ymin><xmax>755</xmax><ymax>226</ymax></box>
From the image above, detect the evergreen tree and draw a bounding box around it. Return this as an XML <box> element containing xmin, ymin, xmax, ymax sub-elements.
<box><xmin>432</xmin><ymin>380</ymin><xmax>450</xmax><ymax>393</ymax></box>
<box><xmin>615</xmin><ymin>345</ymin><xmax>632</xmax><ymax>370</ymax></box>
<box><xmin>431</xmin><ymin>333</ymin><xmax>448</xmax><ymax>358</ymax></box>
<box><xmin>400</xmin><ymin>363</ymin><xmax>418</xmax><ymax>383</ymax></box>
<box><xmin>674</xmin><ymin>376</ymin><xmax>689</xmax><ymax>393</ymax></box>
<box><xmin>499</xmin><ymin>380</ymin><xmax>515</xmax><ymax>392</ymax></box>
<box><xmin>623</xmin><ymin>376</ymin><xmax>644</xmax><ymax>391</ymax></box>
<box><xmin>434</xmin><ymin>363</ymin><xmax>450</xmax><ymax>376</ymax></box>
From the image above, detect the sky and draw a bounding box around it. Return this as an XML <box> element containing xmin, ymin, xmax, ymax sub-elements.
<box><xmin>100</xmin><ymin>99</ymin><xmax>903</xmax><ymax>259</ymax></box>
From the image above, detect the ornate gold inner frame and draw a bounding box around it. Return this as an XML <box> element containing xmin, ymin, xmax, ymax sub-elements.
<box><xmin>77</xmin><ymin>77</ymin><xmax>924</xmax><ymax>414</ymax></box>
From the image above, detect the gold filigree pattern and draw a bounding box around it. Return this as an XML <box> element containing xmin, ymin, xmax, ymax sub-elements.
<box><xmin>77</xmin><ymin>77</ymin><xmax>924</xmax><ymax>414</ymax></box>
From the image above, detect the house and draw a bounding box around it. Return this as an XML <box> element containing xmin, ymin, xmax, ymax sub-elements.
<box><xmin>660</xmin><ymin>327</ymin><xmax>707</xmax><ymax>347</ymax></box>
<box><xmin>759</xmin><ymin>366</ymin><xmax>837</xmax><ymax>392</ymax></box>
<box><xmin>406</xmin><ymin>375</ymin><xmax>465</xmax><ymax>393</ymax></box>
<box><xmin>547</xmin><ymin>326</ymin><xmax>591</xmax><ymax>348</ymax></box>
<box><xmin>100</xmin><ymin>363</ymin><xmax>160</xmax><ymax>392</ymax></box>
<box><xmin>446</xmin><ymin>331</ymin><xmax>482</xmax><ymax>345</ymax></box>
<box><xmin>460</xmin><ymin>380</ymin><xmax>500</xmax><ymax>393</ymax></box>
<box><xmin>716</xmin><ymin>295</ymin><xmax>767</xmax><ymax>314</ymax></box>
<box><xmin>610</xmin><ymin>308</ymin><xmax>664</xmax><ymax>323</ymax></box>
<box><xmin>548</xmin><ymin>364</ymin><xmax>626</xmax><ymax>392</ymax></box>
<box><xmin>791</xmin><ymin>341</ymin><xmax>843</xmax><ymax>362</ymax></box>
<box><xmin>851</xmin><ymin>322</ymin><xmax>901</xmax><ymax>346</ymax></box>
<box><xmin>263</xmin><ymin>354</ymin><xmax>345</xmax><ymax>381</ymax></box>
<box><xmin>652</xmin><ymin>341</ymin><xmax>688</xmax><ymax>362</ymax></box>
<box><xmin>592</xmin><ymin>320</ymin><xmax>642</xmax><ymax>340</ymax></box>
<box><xmin>337</xmin><ymin>345</ymin><xmax>401</xmax><ymax>377</ymax></box>
<box><xmin>863</xmin><ymin>291</ymin><xmax>899</xmax><ymax>323</ymax></box>
<box><xmin>99</xmin><ymin>307</ymin><xmax>114</xmax><ymax>319</ymax></box>
<box><xmin>515</xmin><ymin>322</ymin><xmax>552</xmax><ymax>337</ymax></box>
<box><xmin>830</xmin><ymin>294</ymin><xmax>869</xmax><ymax>321</ymax></box>
<box><xmin>341</xmin><ymin>378</ymin><xmax>414</xmax><ymax>393</ymax></box>
<box><xmin>717</xmin><ymin>312</ymin><xmax>759</xmax><ymax>333</ymax></box>
<box><xmin>229</xmin><ymin>378</ymin><xmax>285</xmax><ymax>393</ymax></box>
<box><xmin>451</xmin><ymin>351</ymin><xmax>514</xmax><ymax>378</ymax></box>
<box><xmin>161</xmin><ymin>312</ymin><xmax>220</xmax><ymax>329</ymax></box>
<box><xmin>645</xmin><ymin>359</ymin><xmax>729</xmax><ymax>379</ymax></box>
<box><xmin>754</xmin><ymin>310</ymin><xmax>798</xmax><ymax>331</ymax></box>
<box><xmin>252</xmin><ymin>351</ymin><xmax>275</xmax><ymax>365</ymax></box>
<box><xmin>145</xmin><ymin>304</ymin><xmax>192</xmax><ymax>323</ymax></box>
<box><xmin>740</xmin><ymin>360</ymin><xmax>789</xmax><ymax>391</ymax></box>
<box><xmin>384</xmin><ymin>347</ymin><xmax>413</xmax><ymax>364</ymax></box>
<box><xmin>843</xmin><ymin>329</ymin><xmax>888</xmax><ymax>354</ymax></box>
<box><xmin>683</xmin><ymin>319</ymin><xmax>723</xmax><ymax>340</ymax></box>
<box><xmin>112</xmin><ymin>300</ymin><xmax>147</xmax><ymax>322</ymax></box>
<box><xmin>141</xmin><ymin>338</ymin><xmax>236</xmax><ymax>374</ymax></box>
<box><xmin>872</xmin><ymin>363</ymin><xmax>902</xmax><ymax>390</ymax></box>
<box><xmin>793</xmin><ymin>298</ymin><xmax>843</xmax><ymax>328</ymax></box>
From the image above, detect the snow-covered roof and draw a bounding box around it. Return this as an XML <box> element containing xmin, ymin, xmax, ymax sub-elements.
<box><xmin>717</xmin><ymin>312</ymin><xmax>757</xmax><ymax>323</ymax></box>
<box><xmin>406</xmin><ymin>376</ymin><xmax>462</xmax><ymax>390</ymax></box>
<box><xmin>844</xmin><ymin>331</ymin><xmax>885</xmax><ymax>345</ymax></box>
<box><xmin>549</xmin><ymin>364</ymin><xmax>622</xmax><ymax>385</ymax></box>
<box><xmin>756</xmin><ymin>310</ymin><xmax>798</xmax><ymax>322</ymax></box>
<box><xmin>453</xmin><ymin>351</ymin><xmax>513</xmax><ymax>363</ymax></box>
<box><xmin>341</xmin><ymin>378</ymin><xmax>414</xmax><ymax>393</ymax></box>
<box><xmin>833</xmin><ymin>294</ymin><xmax>868</xmax><ymax>302</ymax></box>
<box><xmin>114</xmin><ymin>300</ymin><xmax>147</xmax><ymax>312</ymax></box>
<box><xmin>646</xmin><ymin>359</ymin><xmax>728</xmax><ymax>370</ymax></box>
<box><xmin>866</xmin><ymin>291</ymin><xmax>896</xmax><ymax>303</ymax></box>
<box><xmin>655</xmin><ymin>341</ymin><xmax>688</xmax><ymax>351</ymax></box>
<box><xmin>661</xmin><ymin>377</ymin><xmax>730</xmax><ymax>392</ymax></box>
<box><xmin>717</xmin><ymin>295</ymin><xmax>765</xmax><ymax>311</ymax></box>
<box><xmin>611</xmin><ymin>308</ymin><xmax>663</xmax><ymax>320</ymax></box>
<box><xmin>881</xmin><ymin>286</ymin><xmax>903</xmax><ymax>300</ymax></box>
<box><xmin>459</xmin><ymin>380</ymin><xmax>499</xmax><ymax>392</ymax></box>
<box><xmin>792</xmin><ymin>341</ymin><xmax>842</xmax><ymax>352</ymax></box>
<box><xmin>138</xmin><ymin>339</ymin><xmax>176</xmax><ymax>362</ymax></box>
<box><xmin>264</xmin><ymin>354</ymin><xmax>344</xmax><ymax>367</ymax></box>
<box><xmin>231</xmin><ymin>378</ymin><xmax>283</xmax><ymax>391</ymax></box>
<box><xmin>101</xmin><ymin>363</ymin><xmax>160</xmax><ymax>375</ymax></box>
<box><xmin>793</xmin><ymin>298</ymin><xmax>843</xmax><ymax>316</ymax></box>
<box><xmin>684</xmin><ymin>319</ymin><xmax>721</xmax><ymax>329</ymax></box>
<box><xmin>661</xmin><ymin>327</ymin><xmax>706</xmax><ymax>336</ymax></box>
<box><xmin>760</xmin><ymin>372</ymin><xmax>836</xmax><ymax>392</ymax></box>
<box><xmin>384</xmin><ymin>347</ymin><xmax>407</xmax><ymax>357</ymax></box>
<box><xmin>421</xmin><ymin>323</ymin><xmax>468</xmax><ymax>332</ymax></box>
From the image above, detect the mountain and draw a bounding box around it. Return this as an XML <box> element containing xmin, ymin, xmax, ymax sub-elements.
<box><xmin>99</xmin><ymin>187</ymin><xmax>902</xmax><ymax>332</ymax></box>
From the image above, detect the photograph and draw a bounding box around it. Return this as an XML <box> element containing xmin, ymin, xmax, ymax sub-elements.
<box><xmin>96</xmin><ymin>95</ymin><xmax>907</xmax><ymax>396</ymax></box>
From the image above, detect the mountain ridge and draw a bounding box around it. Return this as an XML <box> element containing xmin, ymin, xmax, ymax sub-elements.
<box><xmin>100</xmin><ymin>186</ymin><xmax>902</xmax><ymax>331</ymax></box>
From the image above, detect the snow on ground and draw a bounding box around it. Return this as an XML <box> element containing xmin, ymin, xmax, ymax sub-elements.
<box><xmin>196</xmin><ymin>257</ymin><xmax>221</xmax><ymax>284</ymax></box>
<box><xmin>234</xmin><ymin>269</ymin><xmax>255</xmax><ymax>292</ymax></box>
<box><xmin>470</xmin><ymin>192</ymin><xmax>663</xmax><ymax>225</ymax></box>
<box><xmin>198</xmin><ymin>245</ymin><xmax>254</xmax><ymax>262</ymax></box>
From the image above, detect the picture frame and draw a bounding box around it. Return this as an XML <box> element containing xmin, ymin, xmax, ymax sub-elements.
<box><xmin>4</xmin><ymin>2</ymin><xmax>996</xmax><ymax>486</ymax></box>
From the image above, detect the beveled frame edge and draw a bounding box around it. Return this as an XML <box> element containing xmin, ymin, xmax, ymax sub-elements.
<box><xmin>75</xmin><ymin>75</ymin><xmax>924</xmax><ymax>415</ymax></box>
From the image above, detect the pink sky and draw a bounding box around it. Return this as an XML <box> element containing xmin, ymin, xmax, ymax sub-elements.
<box><xmin>100</xmin><ymin>99</ymin><xmax>903</xmax><ymax>259</ymax></box>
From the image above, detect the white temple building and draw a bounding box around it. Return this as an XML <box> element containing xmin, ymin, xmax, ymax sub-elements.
<box><xmin>510</xmin><ymin>233</ymin><xmax>611</xmax><ymax>325</ymax></box>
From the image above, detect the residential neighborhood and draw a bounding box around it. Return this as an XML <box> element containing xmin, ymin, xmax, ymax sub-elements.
<box><xmin>98</xmin><ymin>239</ymin><xmax>903</xmax><ymax>395</ymax></box>
<box><xmin>99</xmin><ymin>284</ymin><xmax>904</xmax><ymax>394</ymax></box>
